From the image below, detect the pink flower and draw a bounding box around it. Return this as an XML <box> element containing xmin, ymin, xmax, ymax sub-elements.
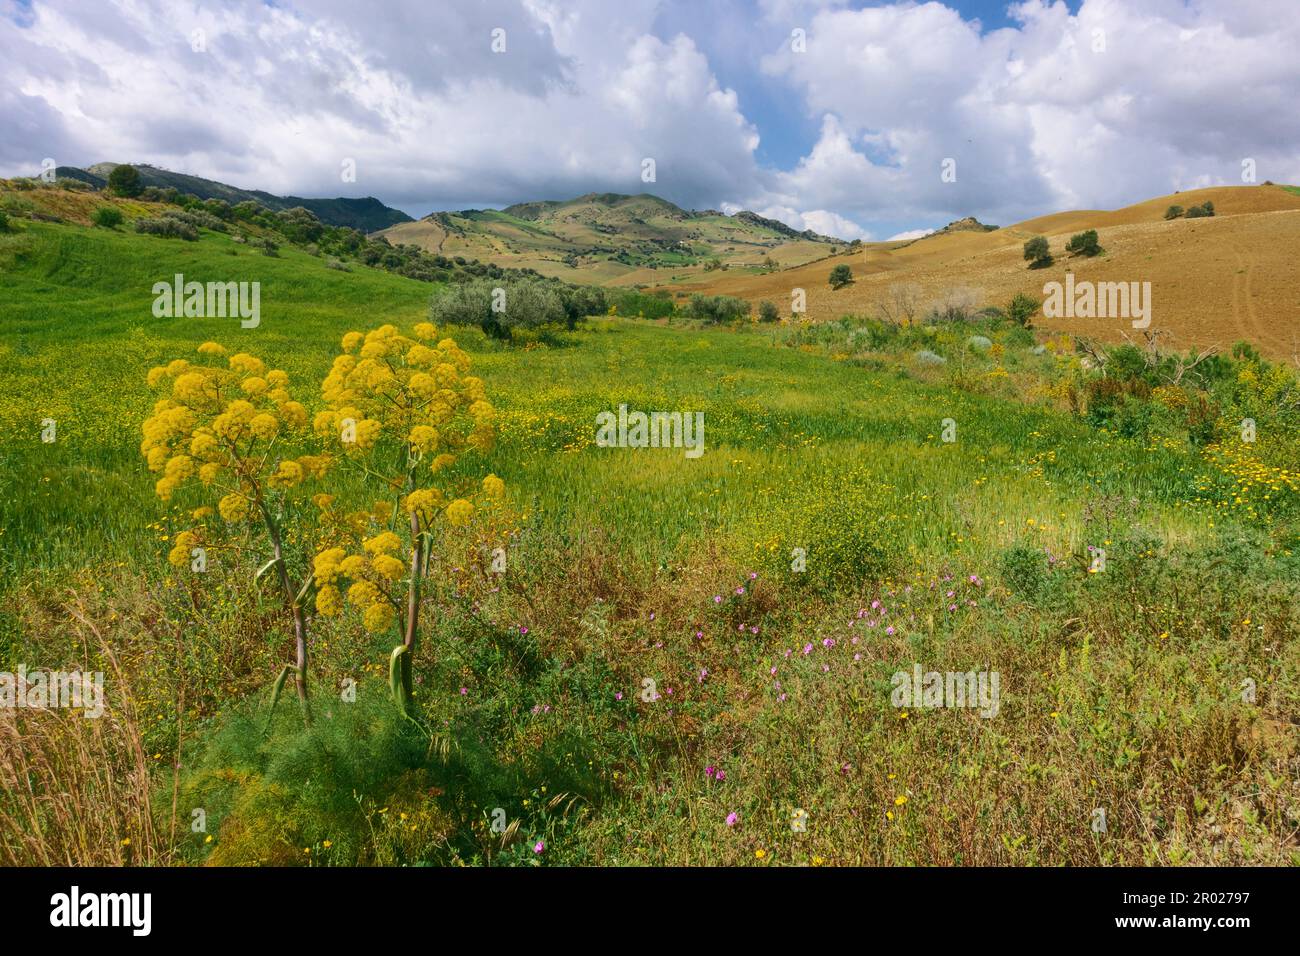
<box><xmin>459</xmin><ymin>687</ymin><xmax>468</xmax><ymax>695</ymax></box>
<box><xmin>705</xmin><ymin>765</ymin><xmax>715</xmax><ymax>778</ymax></box>
<box><xmin>615</xmin><ymin>691</ymin><xmax>623</xmax><ymax>700</ymax></box>
<box><xmin>853</xmin><ymin>653</ymin><xmax>862</xmax><ymax>661</ymax></box>
<box><xmin>735</xmin><ymin>586</ymin><xmax>745</xmax><ymax>595</ymax></box>
<box><xmin>749</xmin><ymin>572</ymin><xmax>757</xmax><ymax>580</ymax></box>
<box><xmin>871</xmin><ymin>600</ymin><xmax>881</xmax><ymax>610</ymax></box>
<box><xmin>726</xmin><ymin>812</ymin><xmax>738</xmax><ymax>827</ymax></box>
<box><xmin>695</xmin><ymin>630</ymin><xmax>704</xmax><ymax>639</ymax></box>
<box><xmin>698</xmin><ymin>668</ymin><xmax>708</xmax><ymax>683</ymax></box>
<box><xmin>750</xmin><ymin>625</ymin><xmax>759</xmax><ymax>634</ymax></box>
<box><xmin>533</xmin><ymin>840</ymin><xmax>545</xmax><ymax>854</ymax></box>
<box><xmin>769</xmin><ymin>666</ymin><xmax>777</xmax><ymax>676</ymax></box>
<box><xmin>649</xmin><ymin>612</ymin><xmax>656</xmax><ymax>621</ymax></box>
<box><xmin>715</xmin><ymin>769</ymin><xmax>726</xmax><ymax>781</ymax></box>
<box><xmin>713</xmin><ymin>595</ymin><xmax>723</xmax><ymax>604</ymax></box>
<box><xmin>519</xmin><ymin>626</ymin><xmax>529</xmax><ymax>635</ymax></box>
<box><xmin>885</xmin><ymin>626</ymin><xmax>895</xmax><ymax>636</ymax></box>
<box><xmin>802</xmin><ymin>643</ymin><xmax>813</xmax><ymax>655</ymax></box>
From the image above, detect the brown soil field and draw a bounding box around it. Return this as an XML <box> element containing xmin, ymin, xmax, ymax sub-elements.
<box><xmin>671</xmin><ymin>185</ymin><xmax>1300</xmax><ymax>361</ymax></box>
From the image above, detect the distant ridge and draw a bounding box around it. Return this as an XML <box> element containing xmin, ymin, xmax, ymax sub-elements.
<box><xmin>53</xmin><ymin>163</ymin><xmax>413</xmax><ymax>232</ymax></box>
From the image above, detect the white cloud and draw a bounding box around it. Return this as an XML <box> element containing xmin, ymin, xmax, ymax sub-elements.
<box><xmin>887</xmin><ymin>228</ymin><xmax>934</xmax><ymax>242</ymax></box>
<box><xmin>2</xmin><ymin>0</ymin><xmax>1299</xmax><ymax>234</ymax></box>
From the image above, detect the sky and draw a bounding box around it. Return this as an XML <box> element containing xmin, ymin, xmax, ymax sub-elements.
<box><xmin>2</xmin><ymin>0</ymin><xmax>1298</xmax><ymax>241</ymax></box>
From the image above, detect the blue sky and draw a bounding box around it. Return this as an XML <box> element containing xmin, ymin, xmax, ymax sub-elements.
<box><xmin>3</xmin><ymin>0</ymin><xmax>1296</xmax><ymax>240</ymax></box>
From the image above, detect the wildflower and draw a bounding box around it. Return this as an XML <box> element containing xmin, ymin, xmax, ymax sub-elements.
<box><xmin>726</xmin><ymin>812</ymin><xmax>738</xmax><ymax>827</ymax></box>
<box><xmin>533</xmin><ymin>840</ymin><xmax>545</xmax><ymax>854</ymax></box>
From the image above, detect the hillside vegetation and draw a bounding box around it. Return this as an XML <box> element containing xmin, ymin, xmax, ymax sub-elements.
<box><xmin>379</xmin><ymin>192</ymin><xmax>840</xmax><ymax>287</ymax></box>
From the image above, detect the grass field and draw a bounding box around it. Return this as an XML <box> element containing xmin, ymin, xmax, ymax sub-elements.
<box><xmin>1</xmin><ymin>209</ymin><xmax>1297</xmax><ymax>866</ymax></box>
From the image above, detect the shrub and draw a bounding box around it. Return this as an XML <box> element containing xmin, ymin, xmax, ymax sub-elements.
<box><xmin>1004</xmin><ymin>292</ymin><xmax>1040</xmax><ymax>328</ymax></box>
<box><xmin>1023</xmin><ymin>236</ymin><xmax>1051</xmax><ymax>267</ymax></box>
<box><xmin>758</xmin><ymin>300</ymin><xmax>780</xmax><ymax>323</ymax></box>
<box><xmin>134</xmin><ymin>217</ymin><xmax>198</xmax><ymax>241</ymax></box>
<box><xmin>324</xmin><ymin>257</ymin><xmax>350</xmax><ymax>272</ymax></box>
<box><xmin>913</xmin><ymin>349</ymin><xmax>946</xmax><ymax>366</ymax></box>
<box><xmin>1065</xmin><ymin>229</ymin><xmax>1101</xmax><ymax>257</ymax></box>
<box><xmin>259</xmin><ymin>238</ymin><xmax>280</xmax><ymax>257</ymax></box>
<box><xmin>107</xmin><ymin>164</ymin><xmax>142</xmax><ymax>198</ymax></box>
<box><xmin>829</xmin><ymin>264</ymin><xmax>853</xmax><ymax>289</ymax></box>
<box><xmin>163</xmin><ymin>207</ymin><xmax>227</xmax><ymax>233</ymax></box>
<box><xmin>432</xmin><ymin>277</ymin><xmax>566</xmax><ymax>340</ymax></box>
<box><xmin>685</xmin><ymin>294</ymin><xmax>749</xmax><ymax>324</ymax></box>
<box><xmin>1184</xmin><ymin>201</ymin><xmax>1215</xmax><ymax>219</ymax></box>
<box><xmin>1163</xmin><ymin>205</ymin><xmax>1184</xmax><ymax>220</ymax></box>
<box><xmin>1000</xmin><ymin>542</ymin><xmax>1056</xmax><ymax>601</ymax></box>
<box><xmin>91</xmin><ymin>206</ymin><xmax>123</xmax><ymax>229</ymax></box>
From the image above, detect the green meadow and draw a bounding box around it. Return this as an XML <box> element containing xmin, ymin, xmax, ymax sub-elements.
<box><xmin>1</xmin><ymin>215</ymin><xmax>1297</xmax><ymax>866</ymax></box>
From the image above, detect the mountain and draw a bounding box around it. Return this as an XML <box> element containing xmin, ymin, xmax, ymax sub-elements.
<box><xmin>56</xmin><ymin>163</ymin><xmax>412</xmax><ymax>232</ymax></box>
<box><xmin>378</xmin><ymin>192</ymin><xmax>844</xmax><ymax>286</ymax></box>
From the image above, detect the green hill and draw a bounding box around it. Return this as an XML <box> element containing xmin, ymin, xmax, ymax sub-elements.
<box><xmin>59</xmin><ymin>163</ymin><xmax>414</xmax><ymax>232</ymax></box>
<box><xmin>379</xmin><ymin>191</ymin><xmax>842</xmax><ymax>286</ymax></box>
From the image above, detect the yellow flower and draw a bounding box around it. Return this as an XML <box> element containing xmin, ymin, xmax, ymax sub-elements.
<box><xmin>482</xmin><ymin>474</ymin><xmax>505</xmax><ymax>499</ymax></box>
<box><xmin>347</xmin><ymin>580</ymin><xmax>383</xmax><ymax>608</ymax></box>
<box><xmin>269</xmin><ymin>459</ymin><xmax>304</xmax><ymax>488</ymax></box>
<box><xmin>339</xmin><ymin>554</ymin><xmax>369</xmax><ymax>578</ymax></box>
<box><xmin>373</xmin><ymin>554</ymin><xmax>406</xmax><ymax>581</ymax></box>
<box><xmin>241</xmin><ymin>376</ymin><xmax>268</xmax><ymax>396</ymax></box>
<box><xmin>218</xmin><ymin>493</ymin><xmax>250</xmax><ymax>522</ymax></box>
<box><xmin>363</xmin><ymin>531</ymin><xmax>401</xmax><ymax>555</ymax></box>
<box><xmin>312</xmin><ymin>493</ymin><xmax>336</xmax><ymax>510</ymax></box>
<box><xmin>197</xmin><ymin>341</ymin><xmax>226</xmax><ymax>355</ymax></box>
<box><xmin>363</xmin><ymin>602</ymin><xmax>396</xmax><ymax>633</ymax></box>
<box><xmin>755</xmin><ymin>849</ymin><xmax>767</xmax><ymax>859</ymax></box>
<box><xmin>408</xmin><ymin>425</ymin><xmax>439</xmax><ymax>453</ymax></box>
<box><xmin>315</xmin><ymin>585</ymin><xmax>342</xmax><ymax>616</ymax></box>
<box><xmin>192</xmin><ymin>506</ymin><xmax>214</xmax><ymax>520</ymax></box>
<box><xmin>894</xmin><ymin>795</ymin><xmax>908</xmax><ymax>806</ymax></box>
<box><xmin>341</xmin><ymin>331</ymin><xmax>364</xmax><ymax>352</ymax></box>
<box><xmin>445</xmin><ymin>499</ymin><xmax>474</xmax><ymax>527</ymax></box>
<box><xmin>249</xmin><ymin>413</ymin><xmax>280</xmax><ymax>440</ymax></box>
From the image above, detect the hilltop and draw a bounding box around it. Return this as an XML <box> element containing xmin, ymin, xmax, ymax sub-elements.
<box><xmin>378</xmin><ymin>192</ymin><xmax>842</xmax><ymax>286</ymax></box>
<box><xmin>54</xmin><ymin>163</ymin><xmax>412</xmax><ymax>232</ymax></box>
<box><xmin>678</xmin><ymin>184</ymin><xmax>1300</xmax><ymax>360</ymax></box>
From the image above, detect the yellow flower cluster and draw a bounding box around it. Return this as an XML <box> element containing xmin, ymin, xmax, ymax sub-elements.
<box><xmin>167</xmin><ymin>530</ymin><xmax>202</xmax><ymax>568</ymax></box>
<box><xmin>314</xmin><ymin>324</ymin><xmax>495</xmax><ymax>476</ymax></box>
<box><xmin>141</xmin><ymin>344</ymin><xmax>326</xmax><ymax>508</ymax></box>
<box><xmin>312</xmin><ymin>533</ymin><xmax>407</xmax><ymax>633</ymax></box>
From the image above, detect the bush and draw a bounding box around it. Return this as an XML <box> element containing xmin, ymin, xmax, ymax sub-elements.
<box><xmin>1023</xmin><ymin>236</ymin><xmax>1051</xmax><ymax>268</ymax></box>
<box><xmin>758</xmin><ymin>300</ymin><xmax>780</xmax><ymax>323</ymax></box>
<box><xmin>134</xmin><ymin>217</ymin><xmax>198</xmax><ymax>240</ymax></box>
<box><xmin>1004</xmin><ymin>292</ymin><xmax>1040</xmax><ymax>328</ymax></box>
<box><xmin>91</xmin><ymin>206</ymin><xmax>123</xmax><ymax>229</ymax></box>
<box><xmin>829</xmin><ymin>264</ymin><xmax>853</xmax><ymax>289</ymax></box>
<box><xmin>432</xmin><ymin>277</ymin><xmax>567</xmax><ymax>340</ymax></box>
<box><xmin>1000</xmin><ymin>542</ymin><xmax>1056</xmax><ymax>602</ymax></box>
<box><xmin>324</xmin><ymin>257</ymin><xmax>351</xmax><ymax>272</ymax></box>
<box><xmin>259</xmin><ymin>238</ymin><xmax>280</xmax><ymax>257</ymax></box>
<box><xmin>1163</xmin><ymin>205</ymin><xmax>1184</xmax><ymax>220</ymax></box>
<box><xmin>162</xmin><ymin>208</ymin><xmax>227</xmax><ymax>232</ymax></box>
<box><xmin>1065</xmin><ymin>229</ymin><xmax>1101</xmax><ymax>257</ymax></box>
<box><xmin>685</xmin><ymin>294</ymin><xmax>749</xmax><ymax>324</ymax></box>
<box><xmin>107</xmin><ymin>164</ymin><xmax>142</xmax><ymax>198</ymax></box>
<box><xmin>1184</xmin><ymin>201</ymin><xmax>1215</xmax><ymax>219</ymax></box>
